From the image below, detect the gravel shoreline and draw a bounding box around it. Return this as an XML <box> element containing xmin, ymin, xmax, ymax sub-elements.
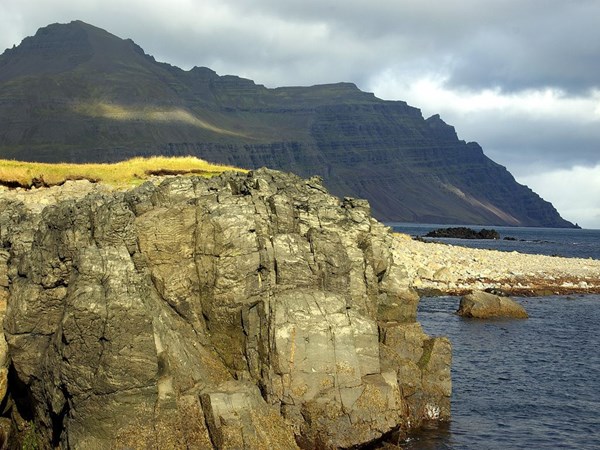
<box><xmin>393</xmin><ymin>233</ymin><xmax>600</xmax><ymax>296</ymax></box>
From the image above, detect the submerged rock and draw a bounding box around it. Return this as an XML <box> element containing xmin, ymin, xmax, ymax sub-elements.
<box><xmin>0</xmin><ymin>169</ymin><xmax>451</xmax><ymax>449</ymax></box>
<box><xmin>457</xmin><ymin>291</ymin><xmax>528</xmax><ymax>319</ymax></box>
<box><xmin>424</xmin><ymin>227</ymin><xmax>500</xmax><ymax>240</ymax></box>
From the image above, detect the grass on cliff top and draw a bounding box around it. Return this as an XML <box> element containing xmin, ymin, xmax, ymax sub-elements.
<box><xmin>0</xmin><ymin>156</ymin><xmax>246</xmax><ymax>188</ymax></box>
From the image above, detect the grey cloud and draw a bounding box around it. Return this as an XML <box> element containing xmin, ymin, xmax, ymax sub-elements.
<box><xmin>4</xmin><ymin>0</ymin><xmax>600</xmax><ymax>94</ymax></box>
<box><xmin>212</xmin><ymin>0</ymin><xmax>600</xmax><ymax>93</ymax></box>
<box><xmin>442</xmin><ymin>112</ymin><xmax>600</xmax><ymax>176</ymax></box>
<box><xmin>446</xmin><ymin>5</ymin><xmax>600</xmax><ymax>94</ymax></box>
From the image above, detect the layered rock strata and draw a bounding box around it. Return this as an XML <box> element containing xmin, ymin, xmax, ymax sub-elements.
<box><xmin>0</xmin><ymin>170</ymin><xmax>451</xmax><ymax>449</ymax></box>
<box><xmin>0</xmin><ymin>20</ymin><xmax>576</xmax><ymax>228</ymax></box>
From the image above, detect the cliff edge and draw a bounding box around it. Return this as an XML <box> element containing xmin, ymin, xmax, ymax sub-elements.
<box><xmin>0</xmin><ymin>169</ymin><xmax>450</xmax><ymax>448</ymax></box>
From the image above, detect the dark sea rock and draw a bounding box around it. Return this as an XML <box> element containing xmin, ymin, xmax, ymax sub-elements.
<box><xmin>424</xmin><ymin>227</ymin><xmax>500</xmax><ymax>240</ymax></box>
<box><xmin>0</xmin><ymin>169</ymin><xmax>451</xmax><ymax>449</ymax></box>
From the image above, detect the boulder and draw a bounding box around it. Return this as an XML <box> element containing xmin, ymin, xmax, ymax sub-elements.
<box><xmin>0</xmin><ymin>169</ymin><xmax>452</xmax><ymax>448</ymax></box>
<box><xmin>457</xmin><ymin>290</ymin><xmax>528</xmax><ymax>319</ymax></box>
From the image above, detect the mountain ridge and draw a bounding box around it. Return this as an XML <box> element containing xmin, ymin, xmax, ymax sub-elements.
<box><xmin>0</xmin><ymin>20</ymin><xmax>575</xmax><ymax>227</ymax></box>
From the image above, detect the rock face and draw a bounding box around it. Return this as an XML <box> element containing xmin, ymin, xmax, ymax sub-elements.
<box><xmin>0</xmin><ymin>20</ymin><xmax>575</xmax><ymax>228</ymax></box>
<box><xmin>0</xmin><ymin>169</ymin><xmax>451</xmax><ymax>449</ymax></box>
<box><xmin>457</xmin><ymin>291</ymin><xmax>529</xmax><ymax>319</ymax></box>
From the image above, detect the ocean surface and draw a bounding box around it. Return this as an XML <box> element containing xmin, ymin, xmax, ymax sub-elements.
<box><xmin>383</xmin><ymin>225</ymin><xmax>600</xmax><ymax>449</ymax></box>
<box><xmin>388</xmin><ymin>223</ymin><xmax>600</xmax><ymax>260</ymax></box>
<box><xmin>404</xmin><ymin>295</ymin><xmax>600</xmax><ymax>450</ymax></box>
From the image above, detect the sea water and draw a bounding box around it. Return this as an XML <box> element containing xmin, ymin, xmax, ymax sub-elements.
<box><xmin>383</xmin><ymin>225</ymin><xmax>600</xmax><ymax>448</ymax></box>
<box><xmin>406</xmin><ymin>295</ymin><xmax>600</xmax><ymax>449</ymax></box>
<box><xmin>388</xmin><ymin>223</ymin><xmax>600</xmax><ymax>260</ymax></box>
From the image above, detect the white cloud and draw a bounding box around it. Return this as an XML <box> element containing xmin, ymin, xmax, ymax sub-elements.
<box><xmin>519</xmin><ymin>165</ymin><xmax>600</xmax><ymax>229</ymax></box>
<box><xmin>368</xmin><ymin>71</ymin><xmax>600</xmax><ymax>170</ymax></box>
<box><xmin>368</xmin><ymin>71</ymin><xmax>600</xmax><ymax>123</ymax></box>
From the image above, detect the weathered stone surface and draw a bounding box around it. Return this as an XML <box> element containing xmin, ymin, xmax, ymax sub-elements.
<box><xmin>0</xmin><ymin>272</ymin><xmax>7</xmax><ymax>405</ymax></box>
<box><xmin>457</xmin><ymin>290</ymin><xmax>529</xmax><ymax>319</ymax></box>
<box><xmin>379</xmin><ymin>322</ymin><xmax>451</xmax><ymax>425</ymax></box>
<box><xmin>201</xmin><ymin>381</ymin><xmax>297</xmax><ymax>449</ymax></box>
<box><xmin>0</xmin><ymin>170</ymin><xmax>451</xmax><ymax>448</ymax></box>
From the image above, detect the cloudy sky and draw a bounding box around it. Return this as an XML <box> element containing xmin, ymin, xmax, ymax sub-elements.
<box><xmin>2</xmin><ymin>0</ymin><xmax>599</xmax><ymax>228</ymax></box>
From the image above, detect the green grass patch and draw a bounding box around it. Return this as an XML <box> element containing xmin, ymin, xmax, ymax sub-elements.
<box><xmin>0</xmin><ymin>156</ymin><xmax>246</xmax><ymax>189</ymax></box>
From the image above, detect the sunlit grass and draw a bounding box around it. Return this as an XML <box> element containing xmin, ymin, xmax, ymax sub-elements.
<box><xmin>0</xmin><ymin>156</ymin><xmax>246</xmax><ymax>188</ymax></box>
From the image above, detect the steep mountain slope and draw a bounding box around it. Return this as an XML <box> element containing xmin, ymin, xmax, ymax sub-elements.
<box><xmin>0</xmin><ymin>20</ymin><xmax>574</xmax><ymax>227</ymax></box>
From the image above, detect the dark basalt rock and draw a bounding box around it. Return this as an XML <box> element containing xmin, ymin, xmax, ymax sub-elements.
<box><xmin>424</xmin><ymin>227</ymin><xmax>500</xmax><ymax>240</ymax></box>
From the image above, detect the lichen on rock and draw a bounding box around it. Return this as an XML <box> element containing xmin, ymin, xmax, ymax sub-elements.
<box><xmin>0</xmin><ymin>169</ymin><xmax>451</xmax><ymax>448</ymax></box>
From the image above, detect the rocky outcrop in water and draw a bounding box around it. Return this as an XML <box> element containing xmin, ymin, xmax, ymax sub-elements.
<box><xmin>424</xmin><ymin>227</ymin><xmax>500</xmax><ymax>240</ymax></box>
<box><xmin>456</xmin><ymin>291</ymin><xmax>528</xmax><ymax>319</ymax></box>
<box><xmin>0</xmin><ymin>170</ymin><xmax>451</xmax><ymax>448</ymax></box>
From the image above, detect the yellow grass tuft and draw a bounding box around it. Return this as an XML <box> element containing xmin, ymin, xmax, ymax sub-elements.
<box><xmin>0</xmin><ymin>156</ymin><xmax>246</xmax><ymax>189</ymax></box>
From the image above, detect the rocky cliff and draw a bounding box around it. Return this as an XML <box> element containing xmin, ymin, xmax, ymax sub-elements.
<box><xmin>0</xmin><ymin>20</ymin><xmax>574</xmax><ymax>227</ymax></box>
<box><xmin>0</xmin><ymin>169</ymin><xmax>450</xmax><ymax>449</ymax></box>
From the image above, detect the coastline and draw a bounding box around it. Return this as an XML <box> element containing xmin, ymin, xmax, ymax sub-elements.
<box><xmin>392</xmin><ymin>232</ymin><xmax>600</xmax><ymax>296</ymax></box>
<box><xmin>3</xmin><ymin>182</ymin><xmax>598</xmax><ymax>298</ymax></box>
<box><xmin>0</xmin><ymin>175</ymin><xmax>598</xmax><ymax>447</ymax></box>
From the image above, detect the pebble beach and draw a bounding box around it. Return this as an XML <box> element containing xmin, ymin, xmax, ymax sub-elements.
<box><xmin>394</xmin><ymin>233</ymin><xmax>600</xmax><ymax>296</ymax></box>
